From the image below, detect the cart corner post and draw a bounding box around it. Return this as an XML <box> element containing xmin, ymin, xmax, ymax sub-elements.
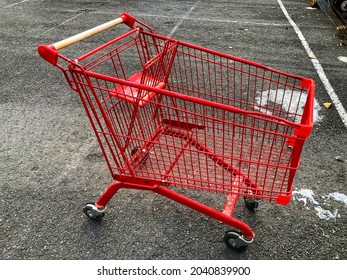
<box><xmin>276</xmin><ymin>194</ymin><xmax>291</xmax><ymax>205</ymax></box>
<box><xmin>38</xmin><ymin>44</ymin><xmax>58</xmax><ymax>66</ymax></box>
<box><xmin>120</xmin><ymin>12</ymin><xmax>136</xmax><ymax>28</ymax></box>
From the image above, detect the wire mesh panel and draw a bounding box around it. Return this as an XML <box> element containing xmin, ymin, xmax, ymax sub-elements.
<box><xmin>38</xmin><ymin>13</ymin><xmax>314</xmax><ymax>247</ymax></box>
<box><xmin>65</xmin><ymin>29</ymin><xmax>312</xmax><ymax>204</ymax></box>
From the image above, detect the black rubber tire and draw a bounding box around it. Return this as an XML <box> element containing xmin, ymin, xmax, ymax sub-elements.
<box><xmin>223</xmin><ymin>231</ymin><xmax>248</xmax><ymax>251</ymax></box>
<box><xmin>244</xmin><ymin>197</ymin><xmax>259</xmax><ymax>211</ymax></box>
<box><xmin>83</xmin><ymin>203</ymin><xmax>105</xmax><ymax>222</ymax></box>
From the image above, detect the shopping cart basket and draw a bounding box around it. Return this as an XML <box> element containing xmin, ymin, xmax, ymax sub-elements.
<box><xmin>38</xmin><ymin>13</ymin><xmax>314</xmax><ymax>250</ymax></box>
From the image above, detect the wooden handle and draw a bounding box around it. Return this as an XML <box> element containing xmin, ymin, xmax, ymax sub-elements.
<box><xmin>52</xmin><ymin>17</ymin><xmax>124</xmax><ymax>50</ymax></box>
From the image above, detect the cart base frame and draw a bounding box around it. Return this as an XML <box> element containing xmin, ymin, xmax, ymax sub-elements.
<box><xmin>83</xmin><ymin>180</ymin><xmax>255</xmax><ymax>249</ymax></box>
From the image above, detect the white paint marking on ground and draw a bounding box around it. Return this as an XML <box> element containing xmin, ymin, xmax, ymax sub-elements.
<box><xmin>196</xmin><ymin>17</ymin><xmax>289</xmax><ymax>27</ymax></box>
<box><xmin>136</xmin><ymin>13</ymin><xmax>290</xmax><ymax>27</ymax></box>
<box><xmin>167</xmin><ymin>0</ymin><xmax>200</xmax><ymax>37</ymax></box>
<box><xmin>293</xmin><ymin>189</ymin><xmax>319</xmax><ymax>206</ymax></box>
<box><xmin>314</xmin><ymin>206</ymin><xmax>340</xmax><ymax>220</ymax></box>
<box><xmin>40</xmin><ymin>12</ymin><xmax>85</xmax><ymax>35</ymax></box>
<box><xmin>2</xmin><ymin>0</ymin><xmax>28</xmax><ymax>9</ymax></box>
<box><xmin>277</xmin><ymin>0</ymin><xmax>347</xmax><ymax>129</ymax></box>
<box><xmin>255</xmin><ymin>89</ymin><xmax>323</xmax><ymax>123</ymax></box>
<box><xmin>337</xmin><ymin>56</ymin><xmax>347</xmax><ymax>63</ymax></box>
<box><xmin>293</xmin><ymin>189</ymin><xmax>347</xmax><ymax>221</ymax></box>
<box><xmin>327</xmin><ymin>192</ymin><xmax>347</xmax><ymax>207</ymax></box>
<box><xmin>305</xmin><ymin>7</ymin><xmax>317</xmax><ymax>10</ymax></box>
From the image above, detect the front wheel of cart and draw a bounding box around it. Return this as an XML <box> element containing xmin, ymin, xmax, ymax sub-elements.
<box><xmin>83</xmin><ymin>203</ymin><xmax>105</xmax><ymax>222</ymax></box>
<box><xmin>223</xmin><ymin>231</ymin><xmax>249</xmax><ymax>251</ymax></box>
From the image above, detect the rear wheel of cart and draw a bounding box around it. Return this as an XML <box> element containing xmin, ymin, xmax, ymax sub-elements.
<box><xmin>131</xmin><ymin>147</ymin><xmax>149</xmax><ymax>164</ymax></box>
<box><xmin>83</xmin><ymin>202</ymin><xmax>105</xmax><ymax>222</ymax></box>
<box><xmin>243</xmin><ymin>197</ymin><xmax>259</xmax><ymax>211</ymax></box>
<box><xmin>223</xmin><ymin>231</ymin><xmax>248</xmax><ymax>251</ymax></box>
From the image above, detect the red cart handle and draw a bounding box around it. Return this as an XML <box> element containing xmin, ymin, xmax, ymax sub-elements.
<box><xmin>38</xmin><ymin>13</ymin><xmax>151</xmax><ymax>65</ymax></box>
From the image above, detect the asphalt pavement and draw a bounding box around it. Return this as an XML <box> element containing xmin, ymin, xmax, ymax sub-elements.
<box><xmin>1</xmin><ymin>0</ymin><xmax>346</xmax><ymax>260</ymax></box>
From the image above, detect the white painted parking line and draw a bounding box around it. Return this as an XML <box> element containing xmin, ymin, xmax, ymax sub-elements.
<box><xmin>167</xmin><ymin>0</ymin><xmax>200</xmax><ymax>37</ymax></box>
<box><xmin>278</xmin><ymin>0</ymin><xmax>347</xmax><ymax>129</ymax></box>
<box><xmin>135</xmin><ymin>13</ymin><xmax>291</xmax><ymax>27</ymax></box>
<box><xmin>40</xmin><ymin>12</ymin><xmax>85</xmax><ymax>36</ymax></box>
<box><xmin>2</xmin><ymin>0</ymin><xmax>28</xmax><ymax>9</ymax></box>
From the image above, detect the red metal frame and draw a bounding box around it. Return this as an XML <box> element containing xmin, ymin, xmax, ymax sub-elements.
<box><xmin>38</xmin><ymin>13</ymin><xmax>314</xmax><ymax>246</ymax></box>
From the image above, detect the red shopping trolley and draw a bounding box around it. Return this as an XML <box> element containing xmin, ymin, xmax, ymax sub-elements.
<box><xmin>38</xmin><ymin>13</ymin><xmax>314</xmax><ymax>249</ymax></box>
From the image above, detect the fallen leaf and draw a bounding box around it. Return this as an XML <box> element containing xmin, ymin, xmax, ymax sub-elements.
<box><xmin>323</xmin><ymin>102</ymin><xmax>332</xmax><ymax>109</ymax></box>
<box><xmin>309</xmin><ymin>55</ymin><xmax>317</xmax><ymax>59</ymax></box>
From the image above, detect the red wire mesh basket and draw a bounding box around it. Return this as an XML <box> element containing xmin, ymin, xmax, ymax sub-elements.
<box><xmin>38</xmin><ymin>13</ymin><xmax>314</xmax><ymax>249</ymax></box>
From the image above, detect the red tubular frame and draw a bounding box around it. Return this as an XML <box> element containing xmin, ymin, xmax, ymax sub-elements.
<box><xmin>95</xmin><ymin>181</ymin><xmax>255</xmax><ymax>240</ymax></box>
<box><xmin>38</xmin><ymin>13</ymin><xmax>314</xmax><ymax>247</ymax></box>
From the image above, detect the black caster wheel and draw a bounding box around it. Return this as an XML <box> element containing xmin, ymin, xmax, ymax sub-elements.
<box><xmin>244</xmin><ymin>197</ymin><xmax>259</xmax><ymax>211</ymax></box>
<box><xmin>223</xmin><ymin>230</ymin><xmax>250</xmax><ymax>251</ymax></box>
<box><xmin>131</xmin><ymin>147</ymin><xmax>149</xmax><ymax>164</ymax></box>
<box><xmin>83</xmin><ymin>203</ymin><xmax>105</xmax><ymax>222</ymax></box>
<box><xmin>333</xmin><ymin>0</ymin><xmax>347</xmax><ymax>13</ymax></box>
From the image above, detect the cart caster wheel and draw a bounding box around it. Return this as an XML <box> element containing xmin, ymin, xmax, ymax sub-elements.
<box><xmin>223</xmin><ymin>231</ymin><xmax>251</xmax><ymax>251</ymax></box>
<box><xmin>83</xmin><ymin>203</ymin><xmax>105</xmax><ymax>222</ymax></box>
<box><xmin>244</xmin><ymin>197</ymin><xmax>259</xmax><ymax>211</ymax></box>
<box><xmin>334</xmin><ymin>0</ymin><xmax>347</xmax><ymax>13</ymax></box>
<box><xmin>131</xmin><ymin>147</ymin><xmax>149</xmax><ymax>164</ymax></box>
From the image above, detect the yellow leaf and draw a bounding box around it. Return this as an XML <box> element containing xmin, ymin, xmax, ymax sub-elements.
<box><xmin>323</xmin><ymin>102</ymin><xmax>332</xmax><ymax>109</ymax></box>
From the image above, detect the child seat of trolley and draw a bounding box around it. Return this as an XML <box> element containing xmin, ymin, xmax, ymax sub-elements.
<box><xmin>110</xmin><ymin>39</ymin><xmax>178</xmax><ymax>107</ymax></box>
